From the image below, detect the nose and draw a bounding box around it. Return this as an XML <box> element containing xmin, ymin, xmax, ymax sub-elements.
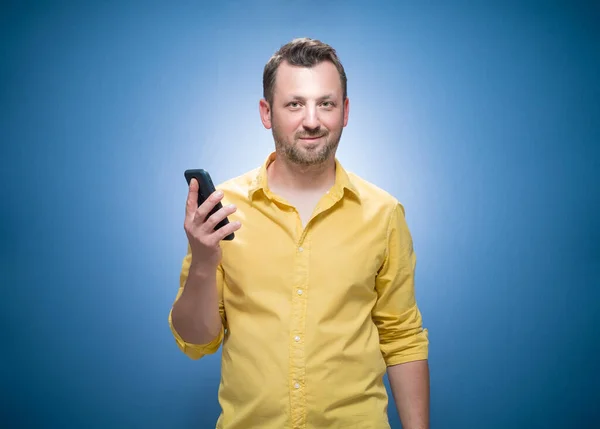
<box><xmin>301</xmin><ymin>105</ymin><xmax>321</xmax><ymax>131</ymax></box>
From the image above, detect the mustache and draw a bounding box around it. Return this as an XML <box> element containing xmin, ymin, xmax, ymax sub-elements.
<box><xmin>296</xmin><ymin>129</ymin><xmax>328</xmax><ymax>139</ymax></box>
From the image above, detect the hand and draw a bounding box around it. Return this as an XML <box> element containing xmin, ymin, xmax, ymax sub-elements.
<box><xmin>183</xmin><ymin>178</ymin><xmax>241</xmax><ymax>272</ymax></box>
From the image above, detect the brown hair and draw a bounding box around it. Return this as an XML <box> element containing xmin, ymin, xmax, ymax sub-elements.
<box><xmin>262</xmin><ymin>38</ymin><xmax>348</xmax><ymax>106</ymax></box>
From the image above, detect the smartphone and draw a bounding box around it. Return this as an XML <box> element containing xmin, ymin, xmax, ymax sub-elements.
<box><xmin>184</xmin><ymin>169</ymin><xmax>235</xmax><ymax>241</ymax></box>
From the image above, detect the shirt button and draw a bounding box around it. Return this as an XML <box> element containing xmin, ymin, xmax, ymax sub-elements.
<box><xmin>297</xmin><ymin>289</ymin><xmax>303</xmax><ymax>295</ymax></box>
<box><xmin>298</xmin><ymin>246</ymin><xmax>303</xmax><ymax>252</ymax></box>
<box><xmin>294</xmin><ymin>383</ymin><xmax>300</xmax><ymax>389</ymax></box>
<box><xmin>294</xmin><ymin>335</ymin><xmax>300</xmax><ymax>342</ymax></box>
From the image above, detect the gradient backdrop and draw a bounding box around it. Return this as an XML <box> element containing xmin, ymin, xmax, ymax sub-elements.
<box><xmin>1</xmin><ymin>1</ymin><xmax>598</xmax><ymax>428</ymax></box>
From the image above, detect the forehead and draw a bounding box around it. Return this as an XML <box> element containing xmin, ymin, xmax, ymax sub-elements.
<box><xmin>273</xmin><ymin>60</ymin><xmax>342</xmax><ymax>98</ymax></box>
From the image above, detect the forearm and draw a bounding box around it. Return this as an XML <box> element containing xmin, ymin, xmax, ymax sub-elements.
<box><xmin>171</xmin><ymin>265</ymin><xmax>222</xmax><ymax>344</ymax></box>
<box><xmin>387</xmin><ymin>359</ymin><xmax>430</xmax><ymax>429</ymax></box>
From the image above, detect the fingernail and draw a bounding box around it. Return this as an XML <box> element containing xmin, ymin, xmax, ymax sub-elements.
<box><xmin>215</xmin><ymin>190</ymin><xmax>223</xmax><ymax>197</ymax></box>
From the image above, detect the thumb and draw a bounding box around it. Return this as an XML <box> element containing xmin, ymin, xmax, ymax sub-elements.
<box><xmin>186</xmin><ymin>178</ymin><xmax>199</xmax><ymax>218</ymax></box>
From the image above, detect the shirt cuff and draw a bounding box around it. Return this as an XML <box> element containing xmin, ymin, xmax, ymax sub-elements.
<box><xmin>168</xmin><ymin>308</ymin><xmax>224</xmax><ymax>360</ymax></box>
<box><xmin>385</xmin><ymin>350</ymin><xmax>429</xmax><ymax>367</ymax></box>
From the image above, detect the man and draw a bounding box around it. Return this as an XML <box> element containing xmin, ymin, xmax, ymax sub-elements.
<box><xmin>169</xmin><ymin>38</ymin><xmax>430</xmax><ymax>429</ymax></box>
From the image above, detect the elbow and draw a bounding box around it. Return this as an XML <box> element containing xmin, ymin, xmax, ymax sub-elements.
<box><xmin>175</xmin><ymin>335</ymin><xmax>222</xmax><ymax>360</ymax></box>
<box><xmin>169</xmin><ymin>309</ymin><xmax>224</xmax><ymax>360</ymax></box>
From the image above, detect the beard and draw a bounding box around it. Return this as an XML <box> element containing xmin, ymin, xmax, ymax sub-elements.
<box><xmin>271</xmin><ymin>116</ymin><xmax>344</xmax><ymax>167</ymax></box>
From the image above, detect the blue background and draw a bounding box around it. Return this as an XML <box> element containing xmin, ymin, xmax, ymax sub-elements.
<box><xmin>1</xmin><ymin>1</ymin><xmax>598</xmax><ymax>428</ymax></box>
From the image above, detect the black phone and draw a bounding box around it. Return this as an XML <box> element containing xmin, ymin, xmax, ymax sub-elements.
<box><xmin>184</xmin><ymin>169</ymin><xmax>235</xmax><ymax>241</ymax></box>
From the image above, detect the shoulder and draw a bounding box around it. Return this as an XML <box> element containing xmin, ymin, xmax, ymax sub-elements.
<box><xmin>346</xmin><ymin>170</ymin><xmax>406</xmax><ymax>217</ymax></box>
<box><xmin>214</xmin><ymin>167</ymin><xmax>260</xmax><ymax>201</ymax></box>
<box><xmin>347</xmin><ymin>172</ymin><xmax>414</xmax><ymax>255</ymax></box>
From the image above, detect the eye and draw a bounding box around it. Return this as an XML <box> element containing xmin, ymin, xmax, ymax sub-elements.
<box><xmin>288</xmin><ymin>102</ymin><xmax>301</xmax><ymax>108</ymax></box>
<box><xmin>321</xmin><ymin>101</ymin><xmax>335</xmax><ymax>108</ymax></box>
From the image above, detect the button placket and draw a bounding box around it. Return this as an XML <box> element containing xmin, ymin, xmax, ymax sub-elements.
<box><xmin>289</xmin><ymin>232</ymin><xmax>309</xmax><ymax>428</ymax></box>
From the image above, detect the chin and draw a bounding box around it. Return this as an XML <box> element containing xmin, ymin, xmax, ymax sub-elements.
<box><xmin>298</xmin><ymin>137</ymin><xmax>323</xmax><ymax>147</ymax></box>
<box><xmin>301</xmin><ymin>143</ymin><xmax>320</xmax><ymax>151</ymax></box>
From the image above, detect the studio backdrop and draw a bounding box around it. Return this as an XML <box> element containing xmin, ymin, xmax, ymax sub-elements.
<box><xmin>1</xmin><ymin>1</ymin><xmax>598</xmax><ymax>428</ymax></box>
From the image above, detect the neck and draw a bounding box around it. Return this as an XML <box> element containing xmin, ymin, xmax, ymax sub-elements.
<box><xmin>267</xmin><ymin>151</ymin><xmax>336</xmax><ymax>194</ymax></box>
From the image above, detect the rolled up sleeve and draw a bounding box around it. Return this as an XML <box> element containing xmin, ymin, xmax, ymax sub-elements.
<box><xmin>373</xmin><ymin>202</ymin><xmax>429</xmax><ymax>366</ymax></box>
<box><xmin>168</xmin><ymin>245</ymin><xmax>227</xmax><ymax>360</ymax></box>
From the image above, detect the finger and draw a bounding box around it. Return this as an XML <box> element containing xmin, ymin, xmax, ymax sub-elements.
<box><xmin>213</xmin><ymin>220</ymin><xmax>242</xmax><ymax>242</ymax></box>
<box><xmin>203</xmin><ymin>204</ymin><xmax>237</xmax><ymax>231</ymax></box>
<box><xmin>193</xmin><ymin>190</ymin><xmax>224</xmax><ymax>226</ymax></box>
<box><xmin>185</xmin><ymin>178</ymin><xmax>200</xmax><ymax>220</ymax></box>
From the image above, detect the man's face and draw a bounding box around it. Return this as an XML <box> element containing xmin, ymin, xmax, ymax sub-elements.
<box><xmin>260</xmin><ymin>60</ymin><xmax>349</xmax><ymax>166</ymax></box>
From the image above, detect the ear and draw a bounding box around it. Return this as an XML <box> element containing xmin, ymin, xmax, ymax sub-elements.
<box><xmin>259</xmin><ymin>99</ymin><xmax>272</xmax><ymax>129</ymax></box>
<box><xmin>342</xmin><ymin>97</ymin><xmax>350</xmax><ymax>127</ymax></box>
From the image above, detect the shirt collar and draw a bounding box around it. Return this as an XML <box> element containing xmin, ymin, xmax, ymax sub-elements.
<box><xmin>248</xmin><ymin>151</ymin><xmax>360</xmax><ymax>202</ymax></box>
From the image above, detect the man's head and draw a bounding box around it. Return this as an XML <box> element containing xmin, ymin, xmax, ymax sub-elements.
<box><xmin>259</xmin><ymin>38</ymin><xmax>349</xmax><ymax>167</ymax></box>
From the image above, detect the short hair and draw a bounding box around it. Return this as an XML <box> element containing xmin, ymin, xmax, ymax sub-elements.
<box><xmin>262</xmin><ymin>37</ymin><xmax>348</xmax><ymax>106</ymax></box>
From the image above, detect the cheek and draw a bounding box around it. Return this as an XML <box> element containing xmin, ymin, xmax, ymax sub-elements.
<box><xmin>322</xmin><ymin>114</ymin><xmax>344</xmax><ymax>131</ymax></box>
<box><xmin>274</xmin><ymin>113</ymin><xmax>302</xmax><ymax>134</ymax></box>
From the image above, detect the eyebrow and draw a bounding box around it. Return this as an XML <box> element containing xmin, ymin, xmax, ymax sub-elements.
<box><xmin>289</xmin><ymin>94</ymin><xmax>335</xmax><ymax>102</ymax></box>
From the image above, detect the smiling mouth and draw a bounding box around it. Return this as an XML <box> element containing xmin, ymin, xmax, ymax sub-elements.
<box><xmin>299</xmin><ymin>136</ymin><xmax>324</xmax><ymax>141</ymax></box>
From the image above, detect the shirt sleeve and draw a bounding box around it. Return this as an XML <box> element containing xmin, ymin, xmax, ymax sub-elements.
<box><xmin>373</xmin><ymin>202</ymin><xmax>429</xmax><ymax>366</ymax></box>
<box><xmin>168</xmin><ymin>244</ymin><xmax>227</xmax><ymax>360</ymax></box>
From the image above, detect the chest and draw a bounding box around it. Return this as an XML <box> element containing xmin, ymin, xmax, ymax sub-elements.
<box><xmin>221</xmin><ymin>200</ymin><xmax>389</xmax><ymax>309</ymax></box>
<box><xmin>270</xmin><ymin>189</ymin><xmax>326</xmax><ymax>228</ymax></box>
<box><xmin>291</xmin><ymin>196</ymin><xmax>322</xmax><ymax>227</ymax></box>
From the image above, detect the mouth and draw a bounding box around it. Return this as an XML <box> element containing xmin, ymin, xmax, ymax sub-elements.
<box><xmin>298</xmin><ymin>135</ymin><xmax>324</xmax><ymax>141</ymax></box>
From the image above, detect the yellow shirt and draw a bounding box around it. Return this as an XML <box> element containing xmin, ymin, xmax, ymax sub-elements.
<box><xmin>169</xmin><ymin>152</ymin><xmax>429</xmax><ymax>429</ymax></box>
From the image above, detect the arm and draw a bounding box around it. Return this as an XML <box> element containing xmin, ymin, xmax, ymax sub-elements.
<box><xmin>169</xmin><ymin>246</ymin><xmax>227</xmax><ymax>359</ymax></box>
<box><xmin>388</xmin><ymin>360</ymin><xmax>430</xmax><ymax>429</ymax></box>
<box><xmin>169</xmin><ymin>246</ymin><xmax>225</xmax><ymax>359</ymax></box>
<box><xmin>372</xmin><ymin>202</ymin><xmax>430</xmax><ymax>428</ymax></box>
<box><xmin>169</xmin><ymin>180</ymin><xmax>239</xmax><ymax>360</ymax></box>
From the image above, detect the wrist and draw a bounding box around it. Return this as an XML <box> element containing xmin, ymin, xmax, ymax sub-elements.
<box><xmin>188</xmin><ymin>261</ymin><xmax>217</xmax><ymax>280</ymax></box>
